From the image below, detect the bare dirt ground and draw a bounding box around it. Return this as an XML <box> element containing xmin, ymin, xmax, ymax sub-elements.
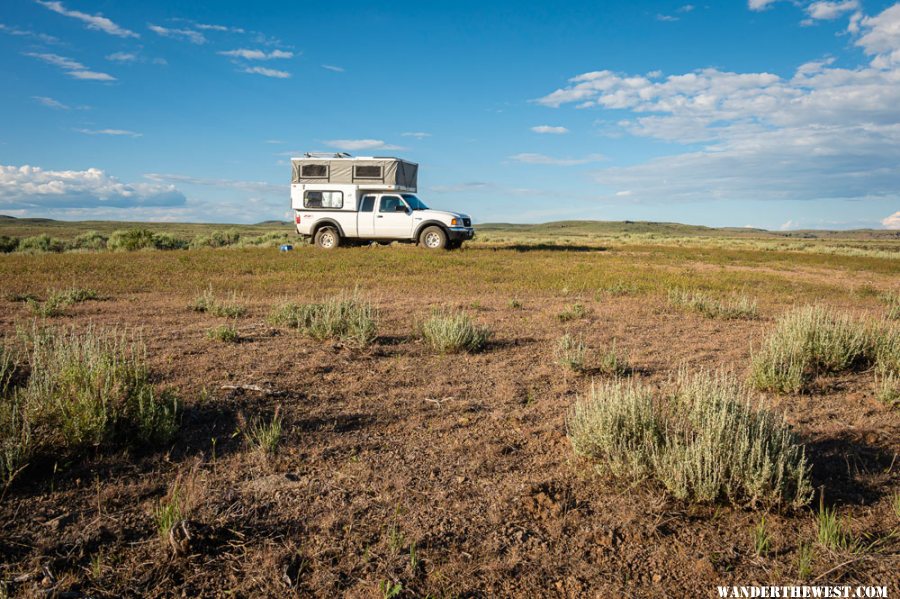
<box><xmin>0</xmin><ymin>245</ymin><xmax>898</xmax><ymax>598</ymax></box>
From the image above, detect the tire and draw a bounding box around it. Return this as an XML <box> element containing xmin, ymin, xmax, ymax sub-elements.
<box><xmin>420</xmin><ymin>226</ymin><xmax>448</xmax><ymax>250</ymax></box>
<box><xmin>314</xmin><ymin>226</ymin><xmax>341</xmax><ymax>250</ymax></box>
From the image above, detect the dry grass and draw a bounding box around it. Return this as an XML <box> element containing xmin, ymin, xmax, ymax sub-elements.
<box><xmin>189</xmin><ymin>287</ymin><xmax>247</xmax><ymax>318</ymax></box>
<box><xmin>750</xmin><ymin>305</ymin><xmax>899</xmax><ymax>393</ymax></box>
<box><xmin>268</xmin><ymin>291</ymin><xmax>378</xmax><ymax>347</ymax></box>
<box><xmin>668</xmin><ymin>288</ymin><xmax>759</xmax><ymax>320</ymax></box>
<box><xmin>568</xmin><ymin>369</ymin><xmax>812</xmax><ymax>508</ymax></box>
<box><xmin>421</xmin><ymin>310</ymin><xmax>490</xmax><ymax>353</ymax></box>
<box><xmin>0</xmin><ymin>326</ymin><xmax>178</xmax><ymax>486</ymax></box>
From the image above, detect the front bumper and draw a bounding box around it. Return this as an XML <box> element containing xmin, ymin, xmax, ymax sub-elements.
<box><xmin>448</xmin><ymin>227</ymin><xmax>475</xmax><ymax>241</ymax></box>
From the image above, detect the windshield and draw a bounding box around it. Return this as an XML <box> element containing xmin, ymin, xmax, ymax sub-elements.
<box><xmin>401</xmin><ymin>194</ymin><xmax>429</xmax><ymax>210</ymax></box>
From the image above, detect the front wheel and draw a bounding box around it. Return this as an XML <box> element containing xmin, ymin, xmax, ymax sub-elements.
<box><xmin>314</xmin><ymin>226</ymin><xmax>341</xmax><ymax>250</ymax></box>
<box><xmin>420</xmin><ymin>226</ymin><xmax>448</xmax><ymax>250</ymax></box>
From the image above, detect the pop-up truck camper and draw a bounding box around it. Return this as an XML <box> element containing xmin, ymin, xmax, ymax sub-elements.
<box><xmin>291</xmin><ymin>153</ymin><xmax>474</xmax><ymax>249</ymax></box>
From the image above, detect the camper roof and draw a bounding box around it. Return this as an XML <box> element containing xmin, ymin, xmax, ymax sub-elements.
<box><xmin>291</xmin><ymin>153</ymin><xmax>418</xmax><ymax>190</ymax></box>
<box><xmin>291</xmin><ymin>152</ymin><xmax>417</xmax><ymax>164</ymax></box>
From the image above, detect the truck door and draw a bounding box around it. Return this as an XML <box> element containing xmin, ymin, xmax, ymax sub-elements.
<box><xmin>375</xmin><ymin>195</ymin><xmax>414</xmax><ymax>239</ymax></box>
<box><xmin>357</xmin><ymin>195</ymin><xmax>376</xmax><ymax>237</ymax></box>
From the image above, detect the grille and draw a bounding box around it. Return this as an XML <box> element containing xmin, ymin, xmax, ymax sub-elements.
<box><xmin>462</xmin><ymin>218</ymin><xmax>471</xmax><ymax>227</ymax></box>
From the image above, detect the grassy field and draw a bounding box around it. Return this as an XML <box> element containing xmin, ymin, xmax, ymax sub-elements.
<box><xmin>0</xmin><ymin>218</ymin><xmax>898</xmax><ymax>597</ymax></box>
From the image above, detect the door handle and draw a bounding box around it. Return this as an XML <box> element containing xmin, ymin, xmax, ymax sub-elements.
<box><xmin>377</xmin><ymin>215</ymin><xmax>383</xmax><ymax>218</ymax></box>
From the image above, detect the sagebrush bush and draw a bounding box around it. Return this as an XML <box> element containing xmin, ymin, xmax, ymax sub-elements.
<box><xmin>597</xmin><ymin>341</ymin><xmax>630</xmax><ymax>376</ymax></box>
<box><xmin>207</xmin><ymin>324</ymin><xmax>239</xmax><ymax>343</ymax></box>
<box><xmin>0</xmin><ymin>235</ymin><xmax>20</xmax><ymax>253</ymax></box>
<box><xmin>18</xmin><ymin>234</ymin><xmax>66</xmax><ymax>253</ymax></box>
<box><xmin>189</xmin><ymin>288</ymin><xmax>246</xmax><ymax>318</ymax></box>
<box><xmin>0</xmin><ymin>327</ymin><xmax>178</xmax><ymax>485</ymax></box>
<box><xmin>72</xmin><ymin>231</ymin><xmax>108</xmax><ymax>251</ymax></box>
<box><xmin>750</xmin><ymin>305</ymin><xmax>893</xmax><ymax>393</ymax></box>
<box><xmin>269</xmin><ymin>292</ymin><xmax>378</xmax><ymax>347</ymax></box>
<box><xmin>568</xmin><ymin>370</ymin><xmax>812</xmax><ymax>508</ymax></box>
<box><xmin>556</xmin><ymin>333</ymin><xmax>586</xmax><ymax>372</ymax></box>
<box><xmin>190</xmin><ymin>229</ymin><xmax>241</xmax><ymax>249</ymax></box>
<box><xmin>421</xmin><ymin>310</ymin><xmax>490</xmax><ymax>353</ymax></box>
<box><xmin>26</xmin><ymin>287</ymin><xmax>99</xmax><ymax>318</ymax></box>
<box><xmin>668</xmin><ymin>288</ymin><xmax>758</xmax><ymax>320</ymax></box>
<box><xmin>875</xmin><ymin>372</ymin><xmax>899</xmax><ymax>408</ymax></box>
<box><xmin>107</xmin><ymin>229</ymin><xmax>187</xmax><ymax>251</ymax></box>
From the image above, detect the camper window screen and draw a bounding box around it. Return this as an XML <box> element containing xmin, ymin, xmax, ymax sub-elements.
<box><xmin>354</xmin><ymin>165</ymin><xmax>382</xmax><ymax>179</ymax></box>
<box><xmin>304</xmin><ymin>191</ymin><xmax>343</xmax><ymax>209</ymax></box>
<box><xmin>301</xmin><ymin>164</ymin><xmax>328</xmax><ymax>178</ymax></box>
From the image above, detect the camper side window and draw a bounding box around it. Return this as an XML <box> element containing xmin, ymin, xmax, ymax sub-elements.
<box><xmin>304</xmin><ymin>191</ymin><xmax>343</xmax><ymax>209</ymax></box>
<box><xmin>301</xmin><ymin>164</ymin><xmax>328</xmax><ymax>178</ymax></box>
<box><xmin>354</xmin><ymin>165</ymin><xmax>382</xmax><ymax>179</ymax></box>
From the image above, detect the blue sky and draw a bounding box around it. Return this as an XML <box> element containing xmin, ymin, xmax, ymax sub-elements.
<box><xmin>1</xmin><ymin>0</ymin><xmax>899</xmax><ymax>230</ymax></box>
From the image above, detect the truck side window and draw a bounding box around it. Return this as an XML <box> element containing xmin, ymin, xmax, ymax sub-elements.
<box><xmin>379</xmin><ymin>196</ymin><xmax>403</xmax><ymax>212</ymax></box>
<box><xmin>304</xmin><ymin>190</ymin><xmax>343</xmax><ymax>209</ymax></box>
<box><xmin>360</xmin><ymin>195</ymin><xmax>375</xmax><ymax>212</ymax></box>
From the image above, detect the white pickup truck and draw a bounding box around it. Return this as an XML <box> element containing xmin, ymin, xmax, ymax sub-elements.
<box><xmin>291</xmin><ymin>153</ymin><xmax>474</xmax><ymax>250</ymax></box>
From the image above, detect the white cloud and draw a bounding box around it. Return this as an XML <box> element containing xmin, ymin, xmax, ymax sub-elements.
<box><xmin>76</xmin><ymin>128</ymin><xmax>142</xmax><ymax>138</ymax></box>
<box><xmin>0</xmin><ymin>23</ymin><xmax>60</xmax><ymax>44</ymax></box>
<box><xmin>679</xmin><ymin>5</ymin><xmax>695</xmax><ymax>12</ymax></box>
<box><xmin>219</xmin><ymin>48</ymin><xmax>293</xmax><ymax>60</ymax></box>
<box><xmin>883</xmin><ymin>211</ymin><xmax>900</xmax><ymax>229</ymax></box>
<box><xmin>321</xmin><ymin>64</ymin><xmax>345</xmax><ymax>72</ymax></box>
<box><xmin>148</xmin><ymin>24</ymin><xmax>205</xmax><ymax>44</ymax></box>
<box><xmin>195</xmin><ymin>22</ymin><xmax>245</xmax><ymax>34</ymax></box>
<box><xmin>242</xmin><ymin>66</ymin><xmax>290</xmax><ymax>78</ymax></box>
<box><xmin>531</xmin><ymin>125</ymin><xmax>569</xmax><ymax>134</ymax></box>
<box><xmin>106</xmin><ymin>52</ymin><xmax>137</xmax><ymax>62</ymax></box>
<box><xmin>748</xmin><ymin>0</ymin><xmax>780</xmax><ymax>10</ymax></box>
<box><xmin>401</xmin><ymin>132</ymin><xmax>431</xmax><ymax>138</ymax></box>
<box><xmin>509</xmin><ymin>152</ymin><xmax>605</xmax><ymax>166</ymax></box>
<box><xmin>32</xmin><ymin>96</ymin><xmax>69</xmax><ymax>110</ymax></box>
<box><xmin>0</xmin><ymin>164</ymin><xmax>184</xmax><ymax>212</ymax></box>
<box><xmin>35</xmin><ymin>1</ymin><xmax>138</xmax><ymax>38</ymax></box>
<box><xmin>324</xmin><ymin>139</ymin><xmax>405</xmax><ymax>151</ymax></box>
<box><xmin>533</xmin><ymin>2</ymin><xmax>900</xmax><ymax>207</ymax></box>
<box><xmin>24</xmin><ymin>52</ymin><xmax>115</xmax><ymax>81</ymax></box>
<box><xmin>656</xmin><ymin>14</ymin><xmax>679</xmax><ymax>22</ymax></box>
<box><xmin>805</xmin><ymin>1</ymin><xmax>860</xmax><ymax>21</ymax></box>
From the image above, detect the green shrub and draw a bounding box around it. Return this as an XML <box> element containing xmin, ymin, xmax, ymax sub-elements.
<box><xmin>751</xmin><ymin>306</ymin><xmax>881</xmax><ymax>393</ymax></box>
<box><xmin>556</xmin><ymin>333</ymin><xmax>586</xmax><ymax>372</ymax></box>
<box><xmin>0</xmin><ymin>327</ymin><xmax>178</xmax><ymax>485</ymax></box>
<box><xmin>151</xmin><ymin>233</ymin><xmax>189</xmax><ymax>250</ymax></box>
<box><xmin>874</xmin><ymin>372</ymin><xmax>899</xmax><ymax>408</ymax></box>
<box><xmin>108</xmin><ymin>228</ymin><xmax>157</xmax><ymax>251</ymax></box>
<box><xmin>597</xmin><ymin>340</ymin><xmax>630</xmax><ymax>376</ymax></box>
<box><xmin>207</xmin><ymin>324</ymin><xmax>239</xmax><ymax>343</ymax></box>
<box><xmin>190</xmin><ymin>229</ymin><xmax>241</xmax><ymax>249</ymax></box>
<box><xmin>18</xmin><ymin>234</ymin><xmax>66</xmax><ymax>253</ymax></box>
<box><xmin>239</xmin><ymin>232</ymin><xmax>293</xmax><ymax>248</ymax></box>
<box><xmin>269</xmin><ymin>292</ymin><xmax>378</xmax><ymax>347</ymax></box>
<box><xmin>668</xmin><ymin>288</ymin><xmax>758</xmax><ymax>320</ymax></box>
<box><xmin>245</xmin><ymin>409</ymin><xmax>282</xmax><ymax>454</ymax></box>
<box><xmin>421</xmin><ymin>310</ymin><xmax>490</xmax><ymax>353</ymax></box>
<box><xmin>568</xmin><ymin>370</ymin><xmax>812</xmax><ymax>508</ymax></box>
<box><xmin>558</xmin><ymin>302</ymin><xmax>589</xmax><ymax>322</ymax></box>
<box><xmin>0</xmin><ymin>235</ymin><xmax>19</xmax><ymax>253</ymax></box>
<box><xmin>189</xmin><ymin>288</ymin><xmax>246</xmax><ymax>318</ymax></box>
<box><xmin>26</xmin><ymin>287</ymin><xmax>99</xmax><ymax>318</ymax></box>
<box><xmin>72</xmin><ymin>231</ymin><xmax>108</xmax><ymax>251</ymax></box>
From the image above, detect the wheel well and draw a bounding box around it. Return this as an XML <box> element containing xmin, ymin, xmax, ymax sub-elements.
<box><xmin>313</xmin><ymin>220</ymin><xmax>343</xmax><ymax>238</ymax></box>
<box><xmin>415</xmin><ymin>221</ymin><xmax>449</xmax><ymax>242</ymax></box>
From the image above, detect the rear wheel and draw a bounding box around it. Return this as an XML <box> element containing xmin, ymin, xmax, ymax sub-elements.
<box><xmin>420</xmin><ymin>226</ymin><xmax>448</xmax><ymax>250</ymax></box>
<box><xmin>314</xmin><ymin>226</ymin><xmax>340</xmax><ymax>250</ymax></box>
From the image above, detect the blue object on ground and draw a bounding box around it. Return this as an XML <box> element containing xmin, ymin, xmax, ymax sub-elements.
<box><xmin>280</xmin><ymin>244</ymin><xmax>293</xmax><ymax>252</ymax></box>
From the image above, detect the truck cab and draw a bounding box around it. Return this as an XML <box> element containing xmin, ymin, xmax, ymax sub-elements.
<box><xmin>290</xmin><ymin>153</ymin><xmax>474</xmax><ymax>250</ymax></box>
